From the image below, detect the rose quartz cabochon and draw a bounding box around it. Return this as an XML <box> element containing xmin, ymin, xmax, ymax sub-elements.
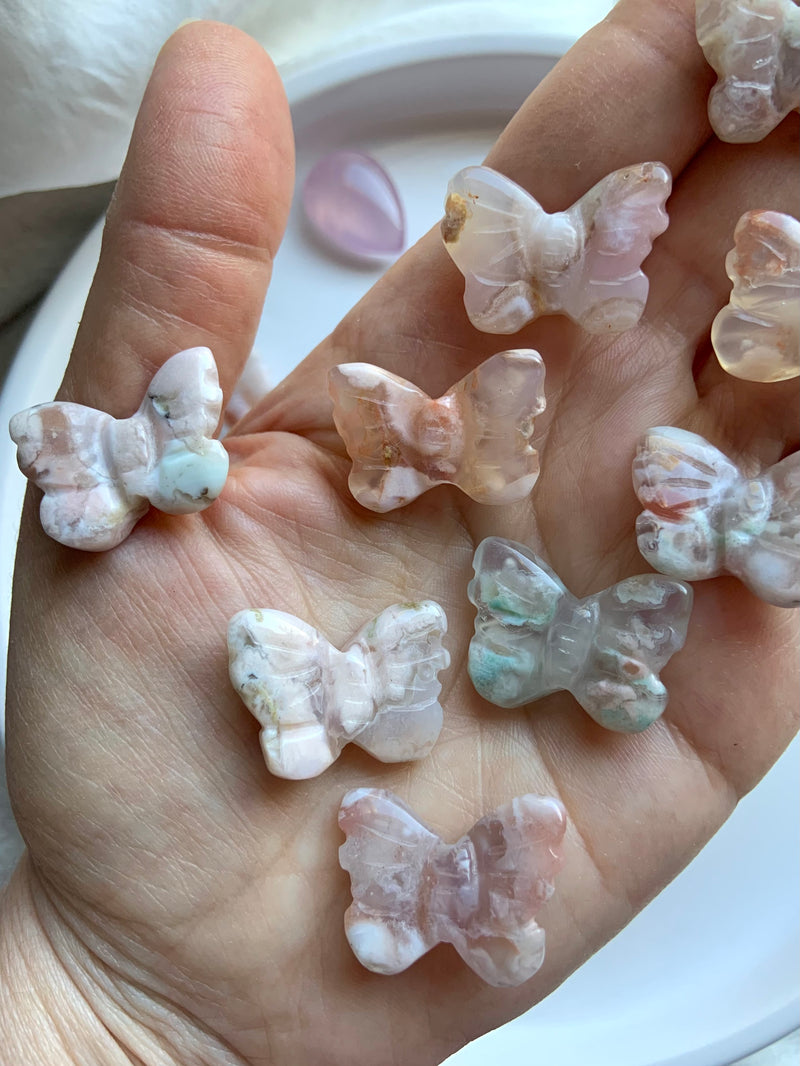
<box><xmin>302</xmin><ymin>150</ymin><xmax>405</xmax><ymax>261</ymax></box>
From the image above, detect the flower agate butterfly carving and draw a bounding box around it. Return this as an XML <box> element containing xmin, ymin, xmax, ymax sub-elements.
<box><xmin>468</xmin><ymin>538</ymin><xmax>693</xmax><ymax>732</ymax></box>
<box><xmin>441</xmin><ymin>162</ymin><xmax>671</xmax><ymax>335</ymax></box>
<box><xmin>712</xmin><ymin>210</ymin><xmax>800</xmax><ymax>382</ymax></box>
<box><xmin>696</xmin><ymin>0</ymin><xmax>800</xmax><ymax>143</ymax></box>
<box><xmin>227</xmin><ymin>602</ymin><xmax>450</xmax><ymax>779</ymax></box>
<box><xmin>9</xmin><ymin>347</ymin><xmax>228</xmax><ymax>551</ymax></box>
<box><xmin>338</xmin><ymin>788</ymin><xmax>567</xmax><ymax>987</ymax></box>
<box><xmin>634</xmin><ymin>427</ymin><xmax>800</xmax><ymax>608</ymax></box>
<box><xmin>329</xmin><ymin>350</ymin><xmax>546</xmax><ymax>512</ymax></box>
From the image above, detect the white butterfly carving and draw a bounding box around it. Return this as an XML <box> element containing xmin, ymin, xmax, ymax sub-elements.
<box><xmin>9</xmin><ymin>347</ymin><xmax>228</xmax><ymax>551</ymax></box>
<box><xmin>227</xmin><ymin>602</ymin><xmax>450</xmax><ymax>779</ymax></box>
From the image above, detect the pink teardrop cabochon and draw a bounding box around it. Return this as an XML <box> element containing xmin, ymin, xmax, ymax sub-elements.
<box><xmin>302</xmin><ymin>150</ymin><xmax>406</xmax><ymax>262</ymax></box>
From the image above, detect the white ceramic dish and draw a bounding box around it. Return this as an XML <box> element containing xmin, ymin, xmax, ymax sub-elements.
<box><xmin>1</xmin><ymin>36</ymin><xmax>797</xmax><ymax>1066</ymax></box>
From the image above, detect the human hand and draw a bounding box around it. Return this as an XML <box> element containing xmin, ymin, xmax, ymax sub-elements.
<box><xmin>3</xmin><ymin>3</ymin><xmax>798</xmax><ymax>1064</ymax></box>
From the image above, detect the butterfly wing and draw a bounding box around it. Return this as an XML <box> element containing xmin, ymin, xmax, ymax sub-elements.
<box><xmin>697</xmin><ymin>0</ymin><xmax>792</xmax><ymax>142</ymax></box>
<box><xmin>455</xmin><ymin>349</ymin><xmax>546</xmax><ymax>505</ymax></box>
<box><xmin>444</xmin><ymin>795</ymin><xmax>566</xmax><ymax>987</ymax></box>
<box><xmin>227</xmin><ymin>609</ymin><xmax>341</xmax><ymax>779</ymax></box>
<box><xmin>339</xmin><ymin>789</ymin><xmax>438</xmax><ymax>974</ymax></box>
<box><xmin>728</xmin><ymin>451</ymin><xmax>800</xmax><ymax>607</ymax></box>
<box><xmin>352</xmin><ymin>601</ymin><xmax>449</xmax><ymax>762</ymax></box>
<box><xmin>138</xmin><ymin>347</ymin><xmax>228</xmax><ymax>514</ymax></box>
<box><xmin>442</xmin><ymin>166</ymin><xmax>548</xmax><ymax>334</ymax></box>
<box><xmin>563</xmin><ymin>162</ymin><xmax>671</xmax><ymax>332</ymax></box>
<box><xmin>712</xmin><ymin>211</ymin><xmax>800</xmax><ymax>382</ymax></box>
<box><xmin>329</xmin><ymin>363</ymin><xmax>435</xmax><ymax>511</ymax></box>
<box><xmin>633</xmin><ymin>426</ymin><xmax>741</xmax><ymax>580</ymax></box>
<box><xmin>572</xmin><ymin>575</ymin><xmax>693</xmax><ymax>732</ymax></box>
<box><xmin>468</xmin><ymin>538</ymin><xmax>566</xmax><ymax>707</ymax></box>
<box><xmin>9</xmin><ymin>402</ymin><xmax>145</xmax><ymax>550</ymax></box>
<box><xmin>142</xmin><ymin>346</ymin><xmax>223</xmax><ymax>443</ymax></box>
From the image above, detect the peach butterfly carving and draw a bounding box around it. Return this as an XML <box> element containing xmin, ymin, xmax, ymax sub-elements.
<box><xmin>329</xmin><ymin>349</ymin><xmax>546</xmax><ymax>512</ymax></box>
<box><xmin>711</xmin><ymin>210</ymin><xmax>800</xmax><ymax>382</ymax></box>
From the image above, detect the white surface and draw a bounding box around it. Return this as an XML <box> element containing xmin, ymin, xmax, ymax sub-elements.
<box><xmin>0</xmin><ymin>0</ymin><xmax>614</xmax><ymax>197</ymax></box>
<box><xmin>1</xmin><ymin>38</ymin><xmax>798</xmax><ymax>1066</ymax></box>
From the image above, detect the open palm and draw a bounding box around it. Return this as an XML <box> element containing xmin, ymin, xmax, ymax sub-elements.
<box><xmin>5</xmin><ymin>4</ymin><xmax>798</xmax><ymax>1065</ymax></box>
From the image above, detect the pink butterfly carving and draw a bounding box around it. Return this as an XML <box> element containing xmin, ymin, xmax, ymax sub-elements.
<box><xmin>441</xmin><ymin>162</ymin><xmax>671</xmax><ymax>334</ymax></box>
<box><xmin>9</xmin><ymin>347</ymin><xmax>228</xmax><ymax>550</ymax></box>
<box><xmin>339</xmin><ymin>788</ymin><xmax>567</xmax><ymax>987</ymax></box>
<box><xmin>697</xmin><ymin>0</ymin><xmax>800</xmax><ymax>143</ymax></box>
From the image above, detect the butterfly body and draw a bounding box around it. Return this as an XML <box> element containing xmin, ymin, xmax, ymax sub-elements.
<box><xmin>468</xmin><ymin>538</ymin><xmax>693</xmax><ymax>732</ymax></box>
<box><xmin>329</xmin><ymin>349</ymin><xmax>546</xmax><ymax>511</ymax></box>
<box><xmin>441</xmin><ymin>163</ymin><xmax>671</xmax><ymax>335</ymax></box>
<box><xmin>227</xmin><ymin>602</ymin><xmax>450</xmax><ymax>779</ymax></box>
<box><xmin>9</xmin><ymin>347</ymin><xmax>228</xmax><ymax>550</ymax></box>
<box><xmin>339</xmin><ymin>788</ymin><xmax>566</xmax><ymax>987</ymax></box>
<box><xmin>634</xmin><ymin>427</ymin><xmax>800</xmax><ymax>607</ymax></box>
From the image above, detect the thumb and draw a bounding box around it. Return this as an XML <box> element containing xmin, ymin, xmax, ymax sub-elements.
<box><xmin>58</xmin><ymin>20</ymin><xmax>294</xmax><ymax>417</ymax></box>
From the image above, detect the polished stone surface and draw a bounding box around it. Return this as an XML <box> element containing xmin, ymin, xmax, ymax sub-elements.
<box><xmin>468</xmin><ymin>538</ymin><xmax>693</xmax><ymax>732</ymax></box>
<box><xmin>228</xmin><ymin>602</ymin><xmax>449</xmax><ymax>779</ymax></box>
<box><xmin>9</xmin><ymin>346</ymin><xmax>228</xmax><ymax>550</ymax></box>
<box><xmin>441</xmin><ymin>162</ymin><xmax>671</xmax><ymax>334</ymax></box>
<box><xmin>329</xmin><ymin>349</ymin><xmax>546</xmax><ymax>511</ymax></box>
<box><xmin>634</xmin><ymin>426</ymin><xmax>800</xmax><ymax>608</ymax></box>
<box><xmin>339</xmin><ymin>787</ymin><xmax>567</xmax><ymax>987</ymax></box>
<box><xmin>697</xmin><ymin>0</ymin><xmax>800</xmax><ymax>143</ymax></box>
<box><xmin>712</xmin><ymin>210</ymin><xmax>800</xmax><ymax>382</ymax></box>
<box><xmin>302</xmin><ymin>150</ymin><xmax>405</xmax><ymax>261</ymax></box>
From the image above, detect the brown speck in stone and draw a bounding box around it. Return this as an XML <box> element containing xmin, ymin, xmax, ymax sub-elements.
<box><xmin>525</xmin><ymin>283</ymin><xmax>546</xmax><ymax>318</ymax></box>
<box><xmin>441</xmin><ymin>193</ymin><xmax>469</xmax><ymax>243</ymax></box>
<box><xmin>734</xmin><ymin>212</ymin><xmax>796</xmax><ymax>283</ymax></box>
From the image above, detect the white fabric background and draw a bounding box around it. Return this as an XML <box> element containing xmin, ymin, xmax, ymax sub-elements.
<box><xmin>0</xmin><ymin>0</ymin><xmax>614</xmax><ymax>197</ymax></box>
